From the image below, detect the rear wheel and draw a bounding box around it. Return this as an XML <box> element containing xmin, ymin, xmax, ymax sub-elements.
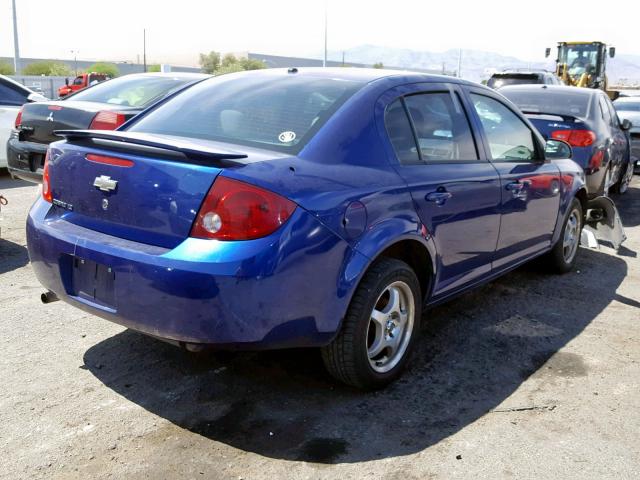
<box><xmin>545</xmin><ymin>198</ymin><xmax>583</xmax><ymax>274</ymax></box>
<box><xmin>611</xmin><ymin>161</ymin><xmax>633</xmax><ymax>194</ymax></box>
<box><xmin>601</xmin><ymin>165</ymin><xmax>612</xmax><ymax>197</ymax></box>
<box><xmin>321</xmin><ymin>258</ymin><xmax>421</xmax><ymax>390</ymax></box>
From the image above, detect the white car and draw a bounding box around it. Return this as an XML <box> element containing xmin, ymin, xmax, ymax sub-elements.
<box><xmin>0</xmin><ymin>75</ymin><xmax>47</xmax><ymax>168</ymax></box>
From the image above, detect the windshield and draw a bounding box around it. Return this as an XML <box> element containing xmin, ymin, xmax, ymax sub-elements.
<box><xmin>559</xmin><ymin>44</ymin><xmax>599</xmax><ymax>77</ymax></box>
<box><xmin>127</xmin><ymin>72</ymin><xmax>364</xmax><ymax>153</ymax></box>
<box><xmin>488</xmin><ymin>74</ymin><xmax>541</xmax><ymax>89</ymax></box>
<box><xmin>614</xmin><ymin>101</ymin><xmax>640</xmax><ymax>112</ymax></box>
<box><xmin>501</xmin><ymin>90</ymin><xmax>592</xmax><ymax>118</ymax></box>
<box><xmin>68</xmin><ymin>75</ymin><xmax>193</xmax><ymax>108</ymax></box>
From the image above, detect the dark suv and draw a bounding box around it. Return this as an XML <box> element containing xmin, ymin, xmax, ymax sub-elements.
<box><xmin>488</xmin><ymin>70</ymin><xmax>563</xmax><ymax>89</ymax></box>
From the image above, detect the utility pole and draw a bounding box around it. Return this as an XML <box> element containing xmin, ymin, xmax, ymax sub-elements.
<box><xmin>11</xmin><ymin>0</ymin><xmax>21</xmax><ymax>74</ymax></box>
<box><xmin>143</xmin><ymin>29</ymin><xmax>147</xmax><ymax>72</ymax></box>
<box><xmin>457</xmin><ymin>48</ymin><xmax>463</xmax><ymax>78</ymax></box>
<box><xmin>342</xmin><ymin>51</ymin><xmax>345</xmax><ymax>67</ymax></box>
<box><xmin>323</xmin><ymin>1</ymin><xmax>327</xmax><ymax>67</ymax></box>
<box><xmin>71</xmin><ymin>50</ymin><xmax>79</xmax><ymax>75</ymax></box>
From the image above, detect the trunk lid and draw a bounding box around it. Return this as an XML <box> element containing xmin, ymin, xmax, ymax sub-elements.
<box><xmin>47</xmin><ymin>132</ymin><xmax>284</xmax><ymax>248</ymax></box>
<box><xmin>19</xmin><ymin>101</ymin><xmax>138</xmax><ymax>144</ymax></box>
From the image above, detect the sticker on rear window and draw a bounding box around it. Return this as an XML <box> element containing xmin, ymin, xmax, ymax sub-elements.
<box><xmin>278</xmin><ymin>131</ymin><xmax>296</xmax><ymax>143</ymax></box>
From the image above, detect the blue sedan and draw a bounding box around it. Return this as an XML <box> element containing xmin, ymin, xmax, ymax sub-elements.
<box><xmin>28</xmin><ymin>68</ymin><xmax>588</xmax><ymax>389</ymax></box>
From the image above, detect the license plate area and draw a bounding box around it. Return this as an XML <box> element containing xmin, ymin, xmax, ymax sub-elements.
<box><xmin>71</xmin><ymin>257</ymin><xmax>116</xmax><ymax>308</ymax></box>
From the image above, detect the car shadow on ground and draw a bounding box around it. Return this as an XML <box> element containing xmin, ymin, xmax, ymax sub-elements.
<box><xmin>615</xmin><ymin>185</ymin><xmax>640</xmax><ymax>229</ymax></box>
<box><xmin>0</xmin><ymin>239</ymin><xmax>29</xmax><ymax>274</ymax></box>
<box><xmin>84</xmin><ymin>246</ymin><xmax>627</xmax><ymax>464</ymax></box>
<box><xmin>0</xmin><ymin>171</ymin><xmax>34</xmax><ymax>190</ymax></box>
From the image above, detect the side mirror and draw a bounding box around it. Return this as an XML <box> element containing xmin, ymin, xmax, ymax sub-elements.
<box><xmin>609</xmin><ymin>47</ymin><xmax>616</xmax><ymax>58</ymax></box>
<box><xmin>545</xmin><ymin>48</ymin><xmax>551</xmax><ymax>58</ymax></box>
<box><xmin>65</xmin><ymin>77</ymin><xmax>69</xmax><ymax>86</ymax></box>
<box><xmin>621</xmin><ymin>118</ymin><xmax>632</xmax><ymax>131</ymax></box>
<box><xmin>545</xmin><ymin>139</ymin><xmax>573</xmax><ymax>160</ymax></box>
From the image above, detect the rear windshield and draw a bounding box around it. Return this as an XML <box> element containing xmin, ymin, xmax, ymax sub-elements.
<box><xmin>500</xmin><ymin>89</ymin><xmax>592</xmax><ymax>118</ymax></box>
<box><xmin>68</xmin><ymin>75</ymin><xmax>193</xmax><ymax>108</ymax></box>
<box><xmin>488</xmin><ymin>74</ymin><xmax>541</xmax><ymax>89</ymax></box>
<box><xmin>127</xmin><ymin>72</ymin><xmax>364</xmax><ymax>153</ymax></box>
<box><xmin>614</xmin><ymin>101</ymin><xmax>640</xmax><ymax>112</ymax></box>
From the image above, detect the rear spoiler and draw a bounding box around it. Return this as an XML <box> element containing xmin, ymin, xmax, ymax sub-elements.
<box><xmin>520</xmin><ymin>111</ymin><xmax>585</xmax><ymax>124</ymax></box>
<box><xmin>54</xmin><ymin>130</ymin><xmax>248</xmax><ymax>166</ymax></box>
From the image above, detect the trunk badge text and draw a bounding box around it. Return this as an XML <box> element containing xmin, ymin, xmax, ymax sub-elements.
<box><xmin>93</xmin><ymin>175</ymin><xmax>118</xmax><ymax>192</ymax></box>
<box><xmin>46</xmin><ymin>112</ymin><xmax>54</xmax><ymax>122</ymax></box>
<box><xmin>102</xmin><ymin>198</ymin><xmax>109</xmax><ymax>210</ymax></box>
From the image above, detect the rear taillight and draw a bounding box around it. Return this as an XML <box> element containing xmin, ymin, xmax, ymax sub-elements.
<box><xmin>589</xmin><ymin>150</ymin><xmax>604</xmax><ymax>170</ymax></box>
<box><xmin>42</xmin><ymin>149</ymin><xmax>52</xmax><ymax>203</ymax></box>
<box><xmin>551</xmin><ymin>129</ymin><xmax>596</xmax><ymax>147</ymax></box>
<box><xmin>14</xmin><ymin>107</ymin><xmax>23</xmax><ymax>128</ymax></box>
<box><xmin>190</xmin><ymin>177</ymin><xmax>297</xmax><ymax>240</ymax></box>
<box><xmin>89</xmin><ymin>111</ymin><xmax>127</xmax><ymax>130</ymax></box>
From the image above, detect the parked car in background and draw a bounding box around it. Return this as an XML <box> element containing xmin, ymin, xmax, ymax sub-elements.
<box><xmin>0</xmin><ymin>74</ymin><xmax>47</xmax><ymax>168</ymax></box>
<box><xmin>487</xmin><ymin>70</ymin><xmax>563</xmax><ymax>89</ymax></box>
<box><xmin>500</xmin><ymin>85</ymin><xmax>633</xmax><ymax>195</ymax></box>
<box><xmin>58</xmin><ymin>72</ymin><xmax>110</xmax><ymax>98</ymax></box>
<box><xmin>613</xmin><ymin>96</ymin><xmax>640</xmax><ymax>173</ymax></box>
<box><xmin>7</xmin><ymin>72</ymin><xmax>209</xmax><ymax>182</ymax></box>
<box><xmin>28</xmin><ymin>68</ymin><xmax>590</xmax><ymax>389</ymax></box>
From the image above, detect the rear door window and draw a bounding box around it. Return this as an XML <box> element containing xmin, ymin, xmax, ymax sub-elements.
<box><xmin>403</xmin><ymin>92</ymin><xmax>478</xmax><ymax>161</ymax></box>
<box><xmin>470</xmin><ymin>94</ymin><xmax>538</xmax><ymax>161</ymax></box>
<box><xmin>599</xmin><ymin>95</ymin><xmax>613</xmax><ymax>126</ymax></box>
<box><xmin>384</xmin><ymin>99</ymin><xmax>420</xmax><ymax>164</ymax></box>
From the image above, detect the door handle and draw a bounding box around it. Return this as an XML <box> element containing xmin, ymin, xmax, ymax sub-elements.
<box><xmin>426</xmin><ymin>191</ymin><xmax>452</xmax><ymax>205</ymax></box>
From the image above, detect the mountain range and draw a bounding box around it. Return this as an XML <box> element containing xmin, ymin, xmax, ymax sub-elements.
<box><xmin>324</xmin><ymin>45</ymin><xmax>640</xmax><ymax>85</ymax></box>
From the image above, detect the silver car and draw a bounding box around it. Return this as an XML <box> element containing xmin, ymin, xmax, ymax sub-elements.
<box><xmin>613</xmin><ymin>95</ymin><xmax>640</xmax><ymax>173</ymax></box>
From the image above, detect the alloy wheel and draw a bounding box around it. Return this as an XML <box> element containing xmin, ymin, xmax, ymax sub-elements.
<box><xmin>366</xmin><ymin>281</ymin><xmax>415</xmax><ymax>373</ymax></box>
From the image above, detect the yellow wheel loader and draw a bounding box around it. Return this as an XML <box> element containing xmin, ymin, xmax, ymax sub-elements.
<box><xmin>545</xmin><ymin>41</ymin><xmax>618</xmax><ymax>98</ymax></box>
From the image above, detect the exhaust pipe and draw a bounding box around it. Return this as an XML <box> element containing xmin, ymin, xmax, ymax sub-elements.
<box><xmin>41</xmin><ymin>291</ymin><xmax>59</xmax><ymax>304</ymax></box>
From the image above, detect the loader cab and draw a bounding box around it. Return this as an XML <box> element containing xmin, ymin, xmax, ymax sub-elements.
<box><xmin>546</xmin><ymin>42</ymin><xmax>613</xmax><ymax>90</ymax></box>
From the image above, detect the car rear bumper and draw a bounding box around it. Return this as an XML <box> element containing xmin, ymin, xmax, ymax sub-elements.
<box><xmin>27</xmin><ymin>198</ymin><xmax>362</xmax><ymax>349</ymax></box>
<box><xmin>7</xmin><ymin>136</ymin><xmax>47</xmax><ymax>183</ymax></box>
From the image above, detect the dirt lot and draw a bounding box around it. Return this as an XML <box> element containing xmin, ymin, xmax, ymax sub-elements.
<box><xmin>1</xmin><ymin>173</ymin><xmax>639</xmax><ymax>480</ymax></box>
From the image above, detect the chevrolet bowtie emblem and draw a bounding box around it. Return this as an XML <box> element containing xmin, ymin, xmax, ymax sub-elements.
<box><xmin>93</xmin><ymin>175</ymin><xmax>118</xmax><ymax>192</ymax></box>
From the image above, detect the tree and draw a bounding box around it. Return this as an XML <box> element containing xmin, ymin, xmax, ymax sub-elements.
<box><xmin>239</xmin><ymin>58</ymin><xmax>266</xmax><ymax>71</ymax></box>
<box><xmin>0</xmin><ymin>61</ymin><xmax>14</xmax><ymax>75</ymax></box>
<box><xmin>148</xmin><ymin>64</ymin><xmax>161</xmax><ymax>72</ymax></box>
<box><xmin>199</xmin><ymin>51</ymin><xmax>221</xmax><ymax>74</ymax></box>
<box><xmin>86</xmin><ymin>62</ymin><xmax>119</xmax><ymax>77</ymax></box>
<box><xmin>373</xmin><ymin>62</ymin><xmax>384</xmax><ymax>69</ymax></box>
<box><xmin>22</xmin><ymin>61</ymin><xmax>72</xmax><ymax>76</ymax></box>
<box><xmin>221</xmin><ymin>53</ymin><xmax>238</xmax><ymax>68</ymax></box>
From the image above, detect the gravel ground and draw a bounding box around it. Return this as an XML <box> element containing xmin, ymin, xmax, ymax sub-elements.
<box><xmin>1</xmin><ymin>173</ymin><xmax>639</xmax><ymax>480</ymax></box>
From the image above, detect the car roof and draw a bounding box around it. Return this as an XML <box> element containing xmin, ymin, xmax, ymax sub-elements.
<box><xmin>120</xmin><ymin>72</ymin><xmax>210</xmax><ymax>80</ymax></box>
<box><xmin>492</xmin><ymin>70</ymin><xmax>549</xmax><ymax>75</ymax></box>
<box><xmin>498</xmin><ymin>84</ymin><xmax>597</xmax><ymax>96</ymax></box>
<box><xmin>613</xmin><ymin>95</ymin><xmax>640</xmax><ymax>104</ymax></box>
<box><xmin>206</xmin><ymin>67</ymin><xmax>473</xmax><ymax>88</ymax></box>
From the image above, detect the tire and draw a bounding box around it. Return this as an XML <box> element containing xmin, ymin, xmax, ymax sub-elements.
<box><xmin>545</xmin><ymin>198</ymin><xmax>583</xmax><ymax>274</ymax></box>
<box><xmin>321</xmin><ymin>257</ymin><xmax>422</xmax><ymax>390</ymax></box>
<box><xmin>611</xmin><ymin>161</ymin><xmax>633</xmax><ymax>195</ymax></box>
<box><xmin>600</xmin><ymin>165</ymin><xmax>612</xmax><ymax>197</ymax></box>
